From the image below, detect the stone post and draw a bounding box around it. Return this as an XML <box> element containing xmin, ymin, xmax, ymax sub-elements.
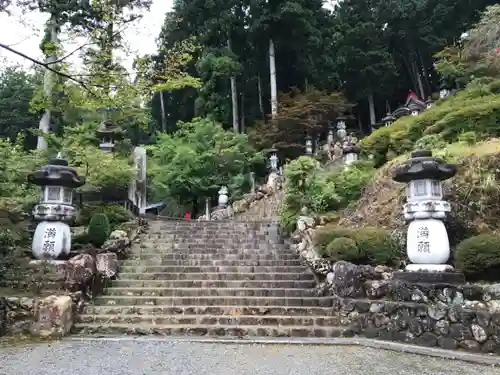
<box><xmin>205</xmin><ymin>198</ymin><xmax>211</xmax><ymax>220</ymax></box>
<box><xmin>27</xmin><ymin>153</ymin><xmax>86</xmax><ymax>260</ymax></box>
<box><xmin>392</xmin><ymin>150</ymin><xmax>457</xmax><ymax>273</ymax></box>
<box><xmin>249</xmin><ymin>172</ymin><xmax>256</xmax><ymax>193</ymax></box>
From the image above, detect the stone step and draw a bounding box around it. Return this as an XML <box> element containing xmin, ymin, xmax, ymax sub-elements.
<box><xmin>72</xmin><ymin>323</ymin><xmax>351</xmax><ymax>338</ymax></box>
<box><xmin>77</xmin><ymin>313</ymin><xmax>341</xmax><ymax>326</ymax></box>
<box><xmin>119</xmin><ymin>265</ymin><xmax>308</xmax><ymax>274</ymax></box>
<box><xmin>121</xmin><ymin>259</ymin><xmax>301</xmax><ymax>267</ymax></box>
<box><xmin>83</xmin><ymin>304</ymin><xmax>336</xmax><ymax>317</ymax></box>
<box><xmin>102</xmin><ymin>287</ymin><xmax>316</xmax><ymax>298</ymax></box>
<box><xmin>118</xmin><ymin>272</ymin><xmax>314</xmax><ymax>281</ymax></box>
<box><xmin>128</xmin><ymin>253</ymin><xmax>298</xmax><ymax>261</ymax></box>
<box><xmin>139</xmin><ymin>244</ymin><xmax>288</xmax><ymax>251</ymax></box>
<box><xmin>110</xmin><ymin>279</ymin><xmax>315</xmax><ymax>289</ymax></box>
<box><xmin>92</xmin><ymin>296</ymin><xmax>333</xmax><ymax>307</ymax></box>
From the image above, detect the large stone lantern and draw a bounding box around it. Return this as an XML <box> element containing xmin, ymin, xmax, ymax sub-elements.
<box><xmin>268</xmin><ymin>148</ymin><xmax>279</xmax><ymax>173</ymax></box>
<box><xmin>27</xmin><ymin>153</ymin><xmax>86</xmax><ymax>260</ymax></box>
<box><xmin>392</xmin><ymin>150</ymin><xmax>457</xmax><ymax>272</ymax></box>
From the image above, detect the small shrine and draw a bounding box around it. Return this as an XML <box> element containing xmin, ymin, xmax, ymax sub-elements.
<box><xmin>392</xmin><ymin>150</ymin><xmax>459</xmax><ymax>278</ymax></box>
<box><xmin>27</xmin><ymin>153</ymin><xmax>86</xmax><ymax>260</ymax></box>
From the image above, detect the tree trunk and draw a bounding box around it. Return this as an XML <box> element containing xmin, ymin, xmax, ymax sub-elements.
<box><xmin>412</xmin><ymin>59</ymin><xmax>425</xmax><ymax>99</ymax></box>
<box><xmin>257</xmin><ymin>73</ymin><xmax>265</xmax><ymax>120</ymax></box>
<box><xmin>37</xmin><ymin>16</ymin><xmax>58</xmax><ymax>150</ymax></box>
<box><xmin>240</xmin><ymin>92</ymin><xmax>245</xmax><ymax>133</ymax></box>
<box><xmin>368</xmin><ymin>93</ymin><xmax>376</xmax><ymax>126</ymax></box>
<box><xmin>401</xmin><ymin>53</ymin><xmax>419</xmax><ymax>94</ymax></box>
<box><xmin>159</xmin><ymin>91</ymin><xmax>167</xmax><ymax>132</ymax></box>
<box><xmin>228</xmin><ymin>38</ymin><xmax>239</xmax><ymax>133</ymax></box>
<box><xmin>418</xmin><ymin>49</ymin><xmax>432</xmax><ymax>97</ymax></box>
<box><xmin>269</xmin><ymin>38</ymin><xmax>278</xmax><ymax>119</ymax></box>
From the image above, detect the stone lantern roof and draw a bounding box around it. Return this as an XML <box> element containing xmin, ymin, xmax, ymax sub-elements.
<box><xmin>392</xmin><ymin>150</ymin><xmax>457</xmax><ymax>183</ymax></box>
<box><xmin>381</xmin><ymin>113</ymin><xmax>396</xmax><ymax>124</ymax></box>
<box><xmin>96</xmin><ymin>119</ymin><xmax>124</xmax><ymax>140</ymax></box>
<box><xmin>27</xmin><ymin>153</ymin><xmax>86</xmax><ymax>189</ymax></box>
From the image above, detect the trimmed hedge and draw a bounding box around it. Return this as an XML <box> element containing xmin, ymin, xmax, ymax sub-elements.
<box><xmin>87</xmin><ymin>213</ymin><xmax>111</xmax><ymax>248</ymax></box>
<box><xmin>314</xmin><ymin>225</ymin><xmax>400</xmax><ymax>266</ymax></box>
<box><xmin>455</xmin><ymin>234</ymin><xmax>500</xmax><ymax>280</ymax></box>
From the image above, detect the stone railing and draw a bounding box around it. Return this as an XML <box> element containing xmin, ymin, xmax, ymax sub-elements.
<box><xmin>0</xmin><ymin>218</ymin><xmax>147</xmax><ymax>339</ymax></box>
<box><xmin>290</xmin><ymin>214</ymin><xmax>500</xmax><ymax>354</ymax></box>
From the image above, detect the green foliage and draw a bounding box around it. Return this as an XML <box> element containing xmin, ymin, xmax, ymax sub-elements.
<box><xmin>149</xmin><ymin>117</ymin><xmax>265</xmax><ymax>210</ymax></box>
<box><xmin>79</xmin><ymin>204</ymin><xmax>133</xmax><ymax>229</ymax></box>
<box><xmin>455</xmin><ymin>234</ymin><xmax>500</xmax><ymax>280</ymax></box>
<box><xmin>314</xmin><ymin>225</ymin><xmax>400</xmax><ymax>266</ymax></box>
<box><xmin>280</xmin><ymin>157</ymin><xmax>375</xmax><ymax>232</ymax></box>
<box><xmin>87</xmin><ymin>213</ymin><xmax>111</xmax><ymax>248</ymax></box>
<box><xmin>323</xmin><ymin>237</ymin><xmax>360</xmax><ymax>263</ymax></box>
<box><xmin>414</xmin><ymin>134</ymin><xmax>447</xmax><ymax>151</ymax></box>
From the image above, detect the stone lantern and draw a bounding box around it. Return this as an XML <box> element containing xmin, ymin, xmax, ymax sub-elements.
<box><xmin>218</xmin><ymin>186</ymin><xmax>229</xmax><ymax>207</ymax></box>
<box><xmin>381</xmin><ymin>113</ymin><xmax>396</xmax><ymax>127</ymax></box>
<box><xmin>408</xmin><ymin>103</ymin><xmax>422</xmax><ymax>116</ymax></box>
<box><xmin>439</xmin><ymin>82</ymin><xmax>451</xmax><ymax>100</ymax></box>
<box><xmin>96</xmin><ymin>118</ymin><xmax>123</xmax><ymax>153</ymax></box>
<box><xmin>305</xmin><ymin>135</ymin><xmax>313</xmax><ymax>156</ymax></box>
<box><xmin>27</xmin><ymin>153</ymin><xmax>86</xmax><ymax>260</ymax></box>
<box><xmin>425</xmin><ymin>97</ymin><xmax>434</xmax><ymax>109</ymax></box>
<box><xmin>268</xmin><ymin>148</ymin><xmax>279</xmax><ymax>173</ymax></box>
<box><xmin>343</xmin><ymin>142</ymin><xmax>360</xmax><ymax>166</ymax></box>
<box><xmin>392</xmin><ymin>150</ymin><xmax>457</xmax><ymax>273</ymax></box>
<box><xmin>336</xmin><ymin>116</ymin><xmax>347</xmax><ymax>141</ymax></box>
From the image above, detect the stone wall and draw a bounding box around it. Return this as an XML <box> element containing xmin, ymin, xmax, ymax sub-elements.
<box><xmin>0</xmin><ymin>218</ymin><xmax>147</xmax><ymax>339</ymax></box>
<box><xmin>290</xmin><ymin>215</ymin><xmax>500</xmax><ymax>354</ymax></box>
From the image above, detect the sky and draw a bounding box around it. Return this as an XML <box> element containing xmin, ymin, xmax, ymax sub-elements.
<box><xmin>0</xmin><ymin>1</ymin><xmax>336</xmax><ymax>73</ymax></box>
<box><xmin>0</xmin><ymin>0</ymin><xmax>175</xmax><ymax>72</ymax></box>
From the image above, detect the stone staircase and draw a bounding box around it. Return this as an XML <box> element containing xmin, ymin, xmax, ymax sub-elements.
<box><xmin>74</xmin><ymin>220</ymin><xmax>351</xmax><ymax>338</ymax></box>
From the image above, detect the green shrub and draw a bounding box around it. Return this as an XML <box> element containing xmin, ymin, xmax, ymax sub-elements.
<box><xmin>87</xmin><ymin>213</ymin><xmax>111</xmax><ymax>247</ymax></box>
<box><xmin>78</xmin><ymin>203</ymin><xmax>133</xmax><ymax>229</ymax></box>
<box><xmin>324</xmin><ymin>237</ymin><xmax>360</xmax><ymax>262</ymax></box>
<box><xmin>314</xmin><ymin>226</ymin><xmax>355</xmax><ymax>255</ymax></box>
<box><xmin>455</xmin><ymin>234</ymin><xmax>500</xmax><ymax>279</ymax></box>
<box><xmin>280</xmin><ymin>157</ymin><xmax>375</xmax><ymax>231</ymax></box>
<box><xmin>414</xmin><ymin>134</ymin><xmax>447</xmax><ymax>150</ymax></box>
<box><xmin>457</xmin><ymin>131</ymin><xmax>477</xmax><ymax>145</ymax></box>
<box><xmin>314</xmin><ymin>225</ymin><xmax>400</xmax><ymax>266</ymax></box>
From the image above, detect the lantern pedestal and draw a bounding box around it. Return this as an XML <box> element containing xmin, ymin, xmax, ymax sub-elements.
<box><xmin>405</xmin><ymin>219</ymin><xmax>452</xmax><ymax>272</ymax></box>
<box><xmin>393</xmin><ymin>270</ymin><xmax>465</xmax><ymax>284</ymax></box>
<box><xmin>32</xmin><ymin>221</ymin><xmax>71</xmax><ymax>259</ymax></box>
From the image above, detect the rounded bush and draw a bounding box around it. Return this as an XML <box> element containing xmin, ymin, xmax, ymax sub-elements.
<box><xmin>314</xmin><ymin>225</ymin><xmax>355</xmax><ymax>256</ymax></box>
<box><xmin>324</xmin><ymin>237</ymin><xmax>360</xmax><ymax>262</ymax></box>
<box><xmin>455</xmin><ymin>234</ymin><xmax>500</xmax><ymax>280</ymax></box>
<box><xmin>87</xmin><ymin>213</ymin><xmax>111</xmax><ymax>248</ymax></box>
<box><xmin>353</xmin><ymin>227</ymin><xmax>400</xmax><ymax>267</ymax></box>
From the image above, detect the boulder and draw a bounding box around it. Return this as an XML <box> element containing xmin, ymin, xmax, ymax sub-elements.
<box><xmin>96</xmin><ymin>252</ymin><xmax>119</xmax><ymax>279</ymax></box>
<box><xmin>30</xmin><ymin>295</ymin><xmax>75</xmax><ymax>338</ymax></box>
<box><xmin>101</xmin><ymin>229</ymin><xmax>130</xmax><ymax>253</ymax></box>
<box><xmin>329</xmin><ymin>261</ymin><xmax>376</xmax><ymax>298</ymax></box>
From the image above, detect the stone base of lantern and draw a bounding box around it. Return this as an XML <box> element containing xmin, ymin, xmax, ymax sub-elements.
<box><xmin>394</xmin><ymin>269</ymin><xmax>465</xmax><ymax>284</ymax></box>
<box><xmin>32</xmin><ymin>221</ymin><xmax>72</xmax><ymax>260</ymax></box>
<box><xmin>405</xmin><ymin>263</ymin><xmax>454</xmax><ymax>272</ymax></box>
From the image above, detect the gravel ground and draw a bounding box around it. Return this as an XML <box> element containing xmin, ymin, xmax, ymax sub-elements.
<box><xmin>0</xmin><ymin>339</ymin><xmax>499</xmax><ymax>375</ymax></box>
